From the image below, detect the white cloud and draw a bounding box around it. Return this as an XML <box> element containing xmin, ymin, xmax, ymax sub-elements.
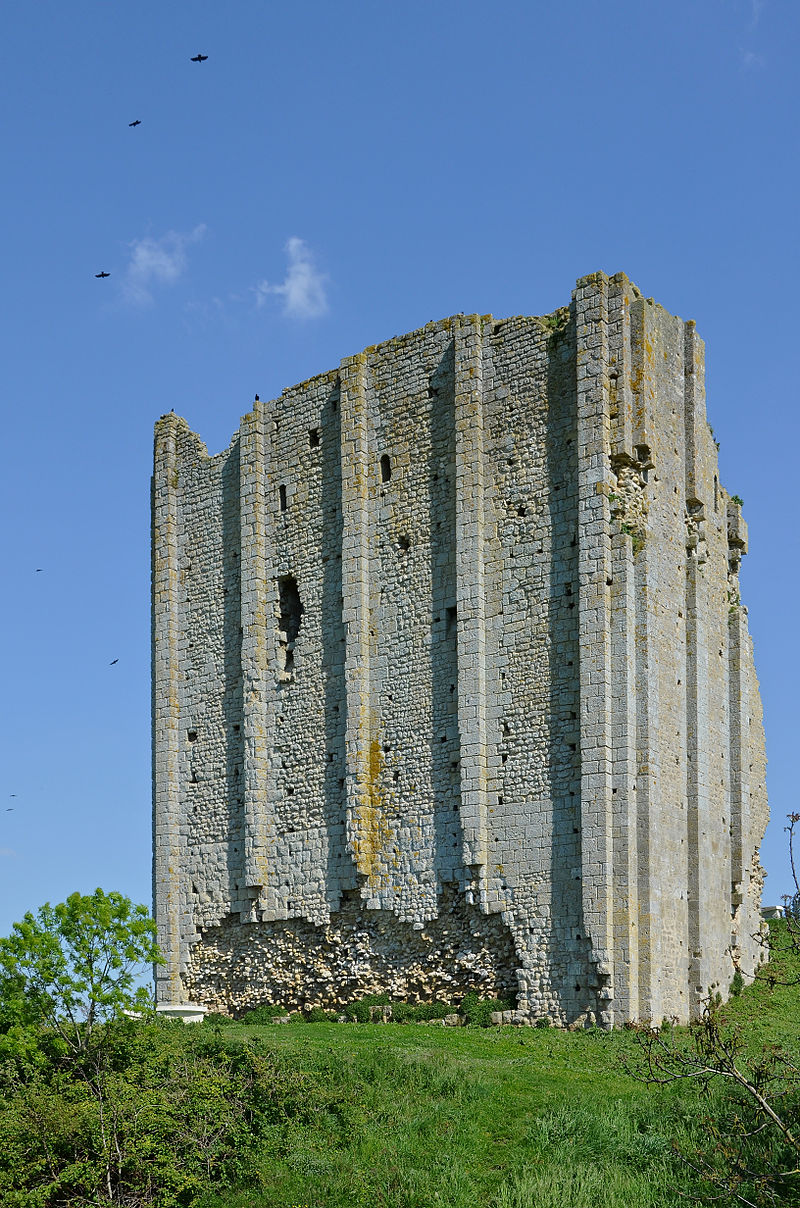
<box><xmin>749</xmin><ymin>0</ymin><xmax>765</xmax><ymax>29</ymax></box>
<box><xmin>124</xmin><ymin>225</ymin><xmax>206</xmax><ymax>305</ymax></box>
<box><xmin>0</xmin><ymin>847</ymin><xmax>17</xmax><ymax>858</ymax></box>
<box><xmin>740</xmin><ymin>47</ymin><xmax>765</xmax><ymax>69</ymax></box>
<box><xmin>255</xmin><ymin>237</ymin><xmax>328</xmax><ymax>319</ymax></box>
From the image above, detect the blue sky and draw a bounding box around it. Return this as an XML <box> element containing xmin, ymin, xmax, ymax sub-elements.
<box><xmin>1</xmin><ymin>0</ymin><xmax>798</xmax><ymax>936</ymax></box>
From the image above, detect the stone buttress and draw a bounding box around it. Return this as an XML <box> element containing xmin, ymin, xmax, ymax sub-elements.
<box><xmin>152</xmin><ymin>273</ymin><xmax>768</xmax><ymax>1024</ymax></box>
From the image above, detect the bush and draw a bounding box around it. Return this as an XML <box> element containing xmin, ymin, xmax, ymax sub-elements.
<box><xmin>408</xmin><ymin>1001</ymin><xmax>450</xmax><ymax>1022</ymax></box>
<box><xmin>241</xmin><ymin>1004</ymin><xmax>288</xmax><ymax>1025</ymax></box>
<box><xmin>459</xmin><ymin>992</ymin><xmax>515</xmax><ymax>1027</ymax></box>
<box><xmin>205</xmin><ymin>1012</ymin><xmax>236</xmax><ymax>1027</ymax></box>
<box><xmin>303</xmin><ymin>1007</ymin><xmax>339</xmax><ymax>1023</ymax></box>
<box><xmin>344</xmin><ymin>1000</ymin><xmax>371</xmax><ymax>1023</ymax></box>
<box><xmin>0</xmin><ymin>1018</ymin><xmax>347</xmax><ymax>1206</ymax></box>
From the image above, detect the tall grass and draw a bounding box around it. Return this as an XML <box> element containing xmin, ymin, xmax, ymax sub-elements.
<box><xmin>196</xmin><ymin>1024</ymin><xmax>705</xmax><ymax>1207</ymax></box>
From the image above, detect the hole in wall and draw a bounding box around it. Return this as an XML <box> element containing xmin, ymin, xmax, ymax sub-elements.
<box><xmin>277</xmin><ymin>575</ymin><xmax>303</xmax><ymax>681</ymax></box>
<box><xmin>380</xmin><ymin>454</ymin><xmax>392</xmax><ymax>483</ymax></box>
<box><xmin>279</xmin><ymin>484</ymin><xmax>287</xmax><ymax>512</ymax></box>
<box><xmin>187</xmin><ymin>730</ymin><xmax>197</xmax><ymax>743</ymax></box>
<box><xmin>309</xmin><ymin>428</ymin><xmax>320</xmax><ymax>448</ymax></box>
<box><xmin>398</xmin><ymin>533</ymin><xmax>410</xmax><ymax>552</ymax></box>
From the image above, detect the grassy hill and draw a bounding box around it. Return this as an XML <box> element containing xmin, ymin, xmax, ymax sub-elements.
<box><xmin>198</xmin><ymin>930</ymin><xmax>800</xmax><ymax>1208</ymax></box>
<box><xmin>2</xmin><ymin>925</ymin><xmax>797</xmax><ymax>1207</ymax></box>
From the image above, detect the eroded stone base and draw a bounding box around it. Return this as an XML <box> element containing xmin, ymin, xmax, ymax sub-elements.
<box><xmin>182</xmin><ymin>885</ymin><xmax>519</xmax><ymax>1015</ymax></box>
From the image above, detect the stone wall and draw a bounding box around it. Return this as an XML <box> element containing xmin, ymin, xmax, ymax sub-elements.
<box><xmin>152</xmin><ymin>272</ymin><xmax>768</xmax><ymax>1025</ymax></box>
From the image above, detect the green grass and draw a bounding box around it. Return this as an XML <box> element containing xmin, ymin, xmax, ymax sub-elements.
<box><xmin>195</xmin><ymin>929</ymin><xmax>800</xmax><ymax>1208</ymax></box>
<box><xmin>194</xmin><ymin>1023</ymin><xmax>704</xmax><ymax>1207</ymax></box>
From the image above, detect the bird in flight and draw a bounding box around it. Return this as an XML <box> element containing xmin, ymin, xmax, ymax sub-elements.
<box><xmin>5</xmin><ymin>808</ymin><xmax>13</xmax><ymax>812</ymax></box>
<box><xmin>110</xmin><ymin>658</ymin><xmax>119</xmax><ymax>665</ymax></box>
<box><xmin>190</xmin><ymin>53</ymin><xmax>208</xmax><ymax>62</ymax></box>
<box><xmin>35</xmin><ymin>568</ymin><xmax>42</xmax><ymax>573</ymax></box>
<box><xmin>9</xmin><ymin>795</ymin><xmax>16</xmax><ymax>799</ymax></box>
<box><xmin>95</xmin><ymin>271</ymin><xmax>110</xmax><ymax>279</ymax></box>
<box><xmin>129</xmin><ymin>119</ymin><xmax>141</xmax><ymax>127</ymax></box>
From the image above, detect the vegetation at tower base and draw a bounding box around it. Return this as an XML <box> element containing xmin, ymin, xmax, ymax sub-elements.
<box><xmin>1</xmin><ymin>892</ymin><xmax>799</xmax><ymax>1206</ymax></box>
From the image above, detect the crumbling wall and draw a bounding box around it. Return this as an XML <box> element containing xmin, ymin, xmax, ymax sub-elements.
<box><xmin>153</xmin><ymin>272</ymin><xmax>768</xmax><ymax>1024</ymax></box>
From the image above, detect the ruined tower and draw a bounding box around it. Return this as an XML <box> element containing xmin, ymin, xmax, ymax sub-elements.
<box><xmin>152</xmin><ymin>272</ymin><xmax>767</xmax><ymax>1026</ymax></box>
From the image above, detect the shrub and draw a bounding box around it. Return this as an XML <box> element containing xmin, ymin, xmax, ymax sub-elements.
<box><xmin>459</xmin><ymin>992</ymin><xmax>515</xmax><ymax>1027</ymax></box>
<box><xmin>0</xmin><ymin>1020</ymin><xmax>341</xmax><ymax>1206</ymax></box>
<box><xmin>344</xmin><ymin>1000</ymin><xmax>371</xmax><ymax>1023</ymax></box>
<box><xmin>241</xmin><ymin>1004</ymin><xmax>288</xmax><ymax>1025</ymax></box>
<box><xmin>409</xmin><ymin>1001</ymin><xmax>450</xmax><ymax>1021</ymax></box>
<box><xmin>303</xmin><ymin>1007</ymin><xmax>339</xmax><ymax>1023</ymax></box>
<box><xmin>204</xmin><ymin>1012</ymin><xmax>235</xmax><ymax>1027</ymax></box>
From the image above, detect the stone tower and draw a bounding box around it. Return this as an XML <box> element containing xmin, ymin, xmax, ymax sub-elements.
<box><xmin>152</xmin><ymin>272</ymin><xmax>767</xmax><ymax>1026</ymax></box>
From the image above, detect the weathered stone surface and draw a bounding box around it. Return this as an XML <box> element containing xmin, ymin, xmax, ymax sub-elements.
<box><xmin>152</xmin><ymin>272</ymin><xmax>768</xmax><ymax>1027</ymax></box>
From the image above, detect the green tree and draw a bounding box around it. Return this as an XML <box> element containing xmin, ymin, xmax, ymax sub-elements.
<box><xmin>0</xmin><ymin>888</ymin><xmax>161</xmax><ymax>1053</ymax></box>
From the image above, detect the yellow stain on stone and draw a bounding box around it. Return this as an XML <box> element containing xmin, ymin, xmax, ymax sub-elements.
<box><xmin>351</xmin><ymin>732</ymin><xmax>393</xmax><ymax>884</ymax></box>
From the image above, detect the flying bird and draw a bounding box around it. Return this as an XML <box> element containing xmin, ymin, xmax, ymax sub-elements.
<box><xmin>5</xmin><ymin>808</ymin><xmax>13</xmax><ymax>812</ymax></box>
<box><xmin>9</xmin><ymin>795</ymin><xmax>16</xmax><ymax>798</ymax></box>
<box><xmin>190</xmin><ymin>53</ymin><xmax>208</xmax><ymax>62</ymax></box>
<box><xmin>129</xmin><ymin>119</ymin><xmax>141</xmax><ymax>127</ymax></box>
<box><xmin>35</xmin><ymin>568</ymin><xmax>42</xmax><ymax>573</ymax></box>
<box><xmin>95</xmin><ymin>271</ymin><xmax>110</xmax><ymax>279</ymax></box>
<box><xmin>110</xmin><ymin>658</ymin><xmax>119</xmax><ymax>665</ymax></box>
